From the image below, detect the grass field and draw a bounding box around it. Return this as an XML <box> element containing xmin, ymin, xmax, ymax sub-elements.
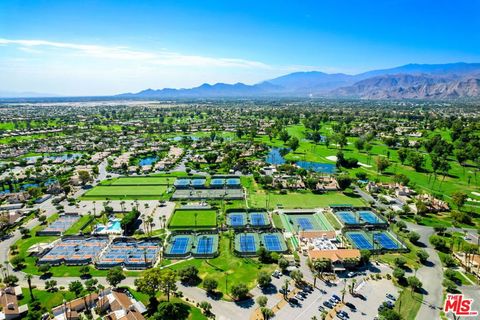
<box><xmin>101</xmin><ymin>176</ymin><xmax>176</xmax><ymax>186</ymax></box>
<box><xmin>394</xmin><ymin>288</ymin><xmax>423</xmax><ymax>320</ymax></box>
<box><xmin>248</xmin><ymin>190</ymin><xmax>365</xmax><ymax>208</ymax></box>
<box><xmin>169</xmin><ymin>234</ymin><xmax>276</xmax><ymax>300</ymax></box>
<box><xmin>168</xmin><ymin>209</ymin><xmax>217</xmax><ymax>229</ymax></box>
<box><xmin>82</xmin><ymin>185</ymin><xmax>167</xmax><ymax>200</ymax></box>
<box><xmin>19</xmin><ymin>288</ymin><xmax>76</xmax><ymax>310</ymax></box>
<box><xmin>63</xmin><ymin>215</ymin><xmax>93</xmax><ymax>235</ymax></box>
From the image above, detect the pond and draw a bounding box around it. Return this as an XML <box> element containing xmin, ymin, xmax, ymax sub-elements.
<box><xmin>296</xmin><ymin>161</ymin><xmax>336</xmax><ymax>174</ymax></box>
<box><xmin>266</xmin><ymin>147</ymin><xmax>289</xmax><ymax>165</ymax></box>
<box><xmin>266</xmin><ymin>148</ymin><xmax>336</xmax><ymax>173</ymax></box>
<box><xmin>139</xmin><ymin>156</ymin><xmax>158</xmax><ymax>166</ymax></box>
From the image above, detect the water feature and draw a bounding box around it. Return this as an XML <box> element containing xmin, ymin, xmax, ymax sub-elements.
<box><xmin>266</xmin><ymin>147</ymin><xmax>289</xmax><ymax>165</ymax></box>
<box><xmin>296</xmin><ymin>161</ymin><xmax>336</xmax><ymax>174</ymax></box>
<box><xmin>266</xmin><ymin>148</ymin><xmax>336</xmax><ymax>173</ymax></box>
<box><xmin>139</xmin><ymin>156</ymin><xmax>158</xmax><ymax>166</ymax></box>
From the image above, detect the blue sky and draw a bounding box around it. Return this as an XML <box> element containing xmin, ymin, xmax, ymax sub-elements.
<box><xmin>0</xmin><ymin>0</ymin><xmax>479</xmax><ymax>95</ymax></box>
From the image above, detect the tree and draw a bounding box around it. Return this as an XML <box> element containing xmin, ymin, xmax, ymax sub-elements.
<box><xmin>451</xmin><ymin>192</ymin><xmax>467</xmax><ymax>210</ymax></box>
<box><xmin>375</xmin><ymin>157</ymin><xmax>390</xmax><ymax>173</ymax></box>
<box><xmin>3</xmin><ymin>275</ymin><xmax>18</xmax><ymax>286</ymax></box>
<box><xmin>279</xmin><ymin>130</ymin><xmax>290</xmax><ymax>143</ymax></box>
<box><xmin>10</xmin><ymin>255</ymin><xmax>25</xmax><ymax>269</ymax></box>
<box><xmin>106</xmin><ymin>266</ymin><xmax>125</xmax><ymax>288</ymax></box>
<box><xmin>408</xmin><ymin>231</ymin><xmax>421</xmax><ymax>244</ymax></box>
<box><xmin>78</xmin><ymin>170</ymin><xmax>91</xmax><ymax>185</ymax></box>
<box><xmin>230</xmin><ymin>283</ymin><xmax>249</xmax><ymax>300</ymax></box>
<box><xmin>79</xmin><ymin>265</ymin><xmax>90</xmax><ymax>277</ymax></box>
<box><xmin>359</xmin><ymin>250</ymin><xmax>371</xmax><ymax>265</ymax></box>
<box><xmin>38</xmin><ymin>215</ymin><xmax>47</xmax><ymax>224</ymax></box>
<box><xmin>392</xmin><ymin>268</ymin><xmax>405</xmax><ymax>281</ymax></box>
<box><xmin>261</xmin><ymin>307</ymin><xmax>274</xmax><ymax>320</ymax></box>
<box><xmin>178</xmin><ymin>265</ymin><xmax>199</xmax><ymax>285</ymax></box>
<box><xmin>69</xmin><ymin>280</ymin><xmax>84</xmax><ymax>297</ymax></box>
<box><xmin>256</xmin><ymin>295</ymin><xmax>268</xmax><ymax>307</ymax></box>
<box><xmin>408</xmin><ymin>151</ymin><xmax>424</xmax><ymax>171</ymax></box>
<box><xmin>443</xmin><ymin>279</ymin><xmax>458</xmax><ymax>293</ymax></box>
<box><xmin>136</xmin><ymin>268</ymin><xmax>177</xmax><ymax>302</ymax></box>
<box><xmin>336</xmin><ymin>174</ymin><xmax>353</xmax><ymax>190</ymax></box>
<box><xmin>278</xmin><ymin>257</ymin><xmax>289</xmax><ymax>271</ymax></box>
<box><xmin>45</xmin><ymin>279</ymin><xmax>57</xmax><ymax>292</ymax></box>
<box><xmin>204</xmin><ymin>152</ymin><xmax>218</xmax><ymax>164</ymax></box>
<box><xmin>198</xmin><ymin>301</ymin><xmax>212</xmax><ymax>315</ymax></box>
<box><xmin>290</xmin><ymin>270</ymin><xmax>303</xmax><ymax>284</ymax></box>
<box><xmin>396</xmin><ymin>220</ymin><xmax>407</xmax><ymax>231</ymax></box>
<box><xmin>394</xmin><ymin>256</ymin><xmax>407</xmax><ymax>268</ymax></box>
<box><xmin>85</xmin><ymin>278</ymin><xmax>98</xmax><ymax>292</ymax></box>
<box><xmin>354</xmin><ymin>138</ymin><xmax>365</xmax><ymax>152</ymax></box>
<box><xmin>416</xmin><ymin>250</ymin><xmax>429</xmax><ymax>263</ymax></box>
<box><xmin>203</xmin><ymin>278</ymin><xmax>218</xmax><ymax>293</ymax></box>
<box><xmin>153</xmin><ymin>302</ymin><xmax>189</xmax><ymax>320</ymax></box>
<box><xmin>313</xmin><ymin>258</ymin><xmax>331</xmax><ymax>279</ymax></box>
<box><xmin>397</xmin><ymin>148</ymin><xmax>408</xmax><ymax>164</ymax></box>
<box><xmin>407</xmin><ymin>276</ymin><xmax>423</xmax><ymax>293</ymax></box>
<box><xmin>38</xmin><ymin>263</ymin><xmax>51</xmax><ymax>276</ymax></box>
<box><xmin>288</xmin><ymin>137</ymin><xmax>300</xmax><ymax>151</ymax></box>
<box><xmin>257</xmin><ymin>271</ymin><xmax>272</xmax><ymax>288</ymax></box>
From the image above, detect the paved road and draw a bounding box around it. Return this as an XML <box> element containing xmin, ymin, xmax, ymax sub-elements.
<box><xmin>405</xmin><ymin>222</ymin><xmax>444</xmax><ymax>320</ymax></box>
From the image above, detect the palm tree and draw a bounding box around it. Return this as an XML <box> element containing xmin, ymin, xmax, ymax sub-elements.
<box><xmin>25</xmin><ymin>274</ymin><xmax>34</xmax><ymax>300</ymax></box>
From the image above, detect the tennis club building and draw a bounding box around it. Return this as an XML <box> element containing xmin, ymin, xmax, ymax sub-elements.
<box><xmin>308</xmin><ymin>249</ymin><xmax>360</xmax><ymax>272</ymax></box>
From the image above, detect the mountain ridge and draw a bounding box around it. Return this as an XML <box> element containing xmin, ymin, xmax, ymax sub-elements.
<box><xmin>118</xmin><ymin>62</ymin><xmax>480</xmax><ymax>99</ymax></box>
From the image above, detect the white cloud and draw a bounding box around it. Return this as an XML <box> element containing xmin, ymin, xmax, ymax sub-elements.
<box><xmin>0</xmin><ymin>38</ymin><xmax>271</xmax><ymax>69</ymax></box>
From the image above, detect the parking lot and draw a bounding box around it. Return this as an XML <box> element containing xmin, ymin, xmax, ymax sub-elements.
<box><xmin>273</xmin><ymin>267</ymin><xmax>398</xmax><ymax>320</ymax></box>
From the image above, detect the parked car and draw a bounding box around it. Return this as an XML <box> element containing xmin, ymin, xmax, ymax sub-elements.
<box><xmin>295</xmin><ymin>294</ymin><xmax>304</xmax><ymax>300</ymax></box>
<box><xmin>347</xmin><ymin>271</ymin><xmax>356</xmax><ymax>277</ymax></box>
<box><xmin>323</xmin><ymin>301</ymin><xmax>333</xmax><ymax>308</ymax></box>
<box><xmin>332</xmin><ymin>294</ymin><xmax>341</xmax><ymax>301</ymax></box>
<box><xmin>318</xmin><ymin>305</ymin><xmax>325</xmax><ymax>312</ymax></box>
<box><xmin>386</xmin><ymin>293</ymin><xmax>396</xmax><ymax>301</ymax></box>
<box><xmin>289</xmin><ymin>297</ymin><xmax>299</xmax><ymax>305</ymax></box>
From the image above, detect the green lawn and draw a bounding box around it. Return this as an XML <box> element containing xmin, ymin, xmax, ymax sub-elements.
<box><xmin>19</xmin><ymin>288</ymin><xmax>76</xmax><ymax>310</ymax></box>
<box><xmin>101</xmin><ymin>176</ymin><xmax>176</xmax><ymax>186</ymax></box>
<box><xmin>394</xmin><ymin>288</ymin><xmax>423</xmax><ymax>320</ymax></box>
<box><xmin>169</xmin><ymin>234</ymin><xmax>276</xmax><ymax>300</ymax></box>
<box><xmin>254</xmin><ymin>123</ymin><xmax>480</xmax><ymax>225</ymax></box>
<box><xmin>81</xmin><ymin>185</ymin><xmax>167</xmax><ymax>200</ymax></box>
<box><xmin>168</xmin><ymin>210</ymin><xmax>217</xmax><ymax>229</ymax></box>
<box><xmin>63</xmin><ymin>215</ymin><xmax>93</xmax><ymax>235</ymax></box>
<box><xmin>248</xmin><ymin>190</ymin><xmax>365</xmax><ymax>209</ymax></box>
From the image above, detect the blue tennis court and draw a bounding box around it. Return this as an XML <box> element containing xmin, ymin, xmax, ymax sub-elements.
<box><xmin>336</xmin><ymin>211</ymin><xmax>357</xmax><ymax>224</ymax></box>
<box><xmin>297</xmin><ymin>217</ymin><xmax>314</xmax><ymax>230</ymax></box>
<box><xmin>374</xmin><ymin>233</ymin><xmax>399</xmax><ymax>249</ymax></box>
<box><xmin>239</xmin><ymin>234</ymin><xmax>256</xmax><ymax>252</ymax></box>
<box><xmin>196</xmin><ymin>236</ymin><xmax>214</xmax><ymax>254</ymax></box>
<box><xmin>228</xmin><ymin>213</ymin><xmax>245</xmax><ymax>226</ymax></box>
<box><xmin>263</xmin><ymin>234</ymin><xmax>282</xmax><ymax>251</ymax></box>
<box><xmin>170</xmin><ymin>237</ymin><xmax>190</xmax><ymax>254</ymax></box>
<box><xmin>192</xmin><ymin>179</ymin><xmax>206</xmax><ymax>187</ymax></box>
<box><xmin>358</xmin><ymin>211</ymin><xmax>379</xmax><ymax>224</ymax></box>
<box><xmin>250</xmin><ymin>212</ymin><xmax>267</xmax><ymax>226</ymax></box>
<box><xmin>348</xmin><ymin>233</ymin><xmax>373</xmax><ymax>250</ymax></box>
<box><xmin>226</xmin><ymin>178</ymin><xmax>240</xmax><ymax>186</ymax></box>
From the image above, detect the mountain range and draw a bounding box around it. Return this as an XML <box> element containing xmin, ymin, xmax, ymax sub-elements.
<box><xmin>119</xmin><ymin>62</ymin><xmax>480</xmax><ymax>99</ymax></box>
